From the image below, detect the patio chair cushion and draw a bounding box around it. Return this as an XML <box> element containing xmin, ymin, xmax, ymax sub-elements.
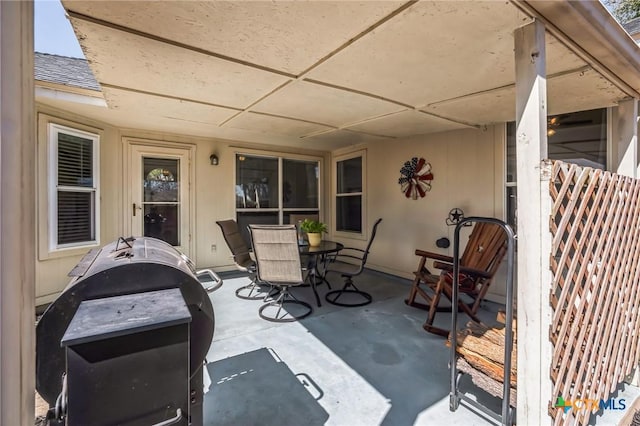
<box><xmin>249</xmin><ymin>225</ymin><xmax>312</xmax><ymax>322</ymax></box>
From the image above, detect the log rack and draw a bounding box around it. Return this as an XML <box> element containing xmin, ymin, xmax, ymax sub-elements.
<box><xmin>448</xmin><ymin>217</ymin><xmax>516</xmax><ymax>425</ymax></box>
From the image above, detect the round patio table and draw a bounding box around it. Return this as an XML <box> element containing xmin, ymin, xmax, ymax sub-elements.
<box><xmin>299</xmin><ymin>240</ymin><xmax>343</xmax><ymax>307</ymax></box>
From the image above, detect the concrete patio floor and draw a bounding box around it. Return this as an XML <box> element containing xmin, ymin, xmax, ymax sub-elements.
<box><xmin>203</xmin><ymin>268</ymin><xmax>510</xmax><ymax>426</ymax></box>
<box><xmin>203</xmin><ymin>268</ymin><xmax>640</xmax><ymax>426</ymax></box>
<box><xmin>32</xmin><ymin>266</ymin><xmax>640</xmax><ymax>425</ymax></box>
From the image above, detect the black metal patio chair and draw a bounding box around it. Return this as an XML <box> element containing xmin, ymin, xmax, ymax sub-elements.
<box><xmin>324</xmin><ymin>218</ymin><xmax>382</xmax><ymax>307</ymax></box>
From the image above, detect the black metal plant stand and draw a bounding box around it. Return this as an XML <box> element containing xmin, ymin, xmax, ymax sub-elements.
<box><xmin>449</xmin><ymin>217</ymin><xmax>516</xmax><ymax>426</ymax></box>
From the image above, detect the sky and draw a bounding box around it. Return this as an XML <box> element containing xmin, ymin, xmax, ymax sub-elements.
<box><xmin>34</xmin><ymin>0</ymin><xmax>84</xmax><ymax>58</ymax></box>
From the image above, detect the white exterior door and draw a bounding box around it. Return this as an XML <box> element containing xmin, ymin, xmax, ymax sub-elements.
<box><xmin>127</xmin><ymin>141</ymin><xmax>194</xmax><ymax>256</ymax></box>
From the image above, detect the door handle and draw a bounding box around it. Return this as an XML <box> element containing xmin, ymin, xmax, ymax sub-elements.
<box><xmin>133</xmin><ymin>203</ymin><xmax>142</xmax><ymax>216</ymax></box>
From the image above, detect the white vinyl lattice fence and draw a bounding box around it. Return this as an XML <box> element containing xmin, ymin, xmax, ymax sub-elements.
<box><xmin>549</xmin><ymin>161</ymin><xmax>640</xmax><ymax>425</ymax></box>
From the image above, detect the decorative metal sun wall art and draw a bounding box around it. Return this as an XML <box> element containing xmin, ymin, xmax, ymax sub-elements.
<box><xmin>398</xmin><ymin>157</ymin><xmax>434</xmax><ymax>199</ymax></box>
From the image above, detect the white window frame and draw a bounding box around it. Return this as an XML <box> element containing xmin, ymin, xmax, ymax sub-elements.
<box><xmin>48</xmin><ymin>123</ymin><xmax>100</xmax><ymax>252</ymax></box>
<box><xmin>333</xmin><ymin>149</ymin><xmax>366</xmax><ymax>239</ymax></box>
<box><xmin>234</xmin><ymin>150</ymin><xmax>323</xmax><ymax>224</ymax></box>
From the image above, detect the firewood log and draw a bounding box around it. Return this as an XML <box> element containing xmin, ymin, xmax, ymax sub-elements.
<box><xmin>455</xmin><ymin>345</ymin><xmax>517</xmax><ymax>387</ymax></box>
<box><xmin>456</xmin><ymin>332</ymin><xmax>517</xmax><ymax>368</ymax></box>
<box><xmin>457</xmin><ymin>358</ymin><xmax>517</xmax><ymax>407</ymax></box>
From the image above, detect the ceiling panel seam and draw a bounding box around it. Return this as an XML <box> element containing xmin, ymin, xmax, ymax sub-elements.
<box><xmin>302</xmin><ymin>78</ymin><xmax>414</xmax><ymax>109</ymax></box>
<box><xmin>295</xmin><ymin>0</ymin><xmax>418</xmax><ymax>76</ymax></box>
<box><xmin>161</xmin><ymin>116</ymin><xmax>220</xmax><ymax>126</ymax></box>
<box><xmin>98</xmin><ymin>83</ymin><xmax>242</xmax><ymax>111</ymax></box>
<box><xmin>294</xmin><ymin>80</ymin><xmax>482</xmax><ymax>129</ymax></box>
<box><xmin>300</xmin><ymin>127</ymin><xmax>396</xmax><ymax>140</ymax></box>
<box><xmin>66</xmin><ymin>10</ymin><xmax>297</xmax><ymax>79</ymax></box>
<box><xmin>415</xmin><ymin>110</ymin><xmax>480</xmax><ymax>129</ymax></box>
<box><xmin>337</xmin><ymin>110</ymin><xmax>410</xmax><ymax>129</ymax></box>
<box><xmin>426</xmin><ymin>65</ymin><xmax>593</xmax><ymax>108</ymax></box>
<box><xmin>248</xmin><ymin>111</ymin><xmax>338</xmax><ymax>129</ymax></box>
<box><xmin>218</xmin><ymin>80</ymin><xmax>295</xmax><ymax>127</ymax></box>
<box><xmin>211</xmin><ymin>97</ymin><xmax>421</xmax><ymax>140</ymax></box>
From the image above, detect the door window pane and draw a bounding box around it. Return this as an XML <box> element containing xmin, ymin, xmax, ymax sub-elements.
<box><xmin>283</xmin><ymin>159</ymin><xmax>319</xmax><ymax>208</ymax></box>
<box><xmin>142</xmin><ymin>157</ymin><xmax>180</xmax><ymax>246</ymax></box>
<box><xmin>236</xmin><ymin>155</ymin><xmax>278</xmax><ymax>208</ymax></box>
<box><xmin>337</xmin><ymin>157</ymin><xmax>362</xmax><ymax>193</ymax></box>
<box><xmin>144</xmin><ymin>158</ymin><xmax>179</xmax><ymax>202</ymax></box>
<box><xmin>144</xmin><ymin>204</ymin><xmax>179</xmax><ymax>246</ymax></box>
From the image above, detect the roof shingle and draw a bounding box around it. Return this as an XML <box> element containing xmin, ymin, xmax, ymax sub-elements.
<box><xmin>34</xmin><ymin>52</ymin><xmax>100</xmax><ymax>92</ymax></box>
<box><xmin>622</xmin><ymin>16</ymin><xmax>640</xmax><ymax>36</ymax></box>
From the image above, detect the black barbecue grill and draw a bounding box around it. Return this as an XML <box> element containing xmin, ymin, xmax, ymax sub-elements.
<box><xmin>36</xmin><ymin>236</ymin><xmax>219</xmax><ymax>425</ymax></box>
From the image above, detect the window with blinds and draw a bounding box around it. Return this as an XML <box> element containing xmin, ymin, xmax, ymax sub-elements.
<box><xmin>49</xmin><ymin>124</ymin><xmax>100</xmax><ymax>250</ymax></box>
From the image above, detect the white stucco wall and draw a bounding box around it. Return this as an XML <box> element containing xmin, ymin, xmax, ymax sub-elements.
<box><xmin>34</xmin><ymin>104</ymin><xmax>332</xmax><ymax>305</ymax></box>
<box><xmin>35</xmin><ymin>103</ymin><xmax>507</xmax><ymax>305</ymax></box>
<box><xmin>330</xmin><ymin>125</ymin><xmax>508</xmax><ymax>302</ymax></box>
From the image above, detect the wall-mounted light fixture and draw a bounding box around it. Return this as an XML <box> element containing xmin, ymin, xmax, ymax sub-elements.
<box><xmin>209</xmin><ymin>154</ymin><xmax>219</xmax><ymax>166</ymax></box>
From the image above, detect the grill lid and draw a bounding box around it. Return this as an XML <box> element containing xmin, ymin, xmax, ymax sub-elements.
<box><xmin>36</xmin><ymin>237</ymin><xmax>215</xmax><ymax>405</ymax></box>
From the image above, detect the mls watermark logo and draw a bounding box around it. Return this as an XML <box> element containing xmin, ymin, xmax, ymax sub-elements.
<box><xmin>555</xmin><ymin>396</ymin><xmax>626</xmax><ymax>414</ymax></box>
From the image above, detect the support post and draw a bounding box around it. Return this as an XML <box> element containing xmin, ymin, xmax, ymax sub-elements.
<box><xmin>0</xmin><ymin>1</ymin><xmax>36</xmax><ymax>425</ymax></box>
<box><xmin>514</xmin><ymin>19</ymin><xmax>554</xmax><ymax>425</ymax></box>
<box><xmin>611</xmin><ymin>98</ymin><xmax>638</xmax><ymax>178</ymax></box>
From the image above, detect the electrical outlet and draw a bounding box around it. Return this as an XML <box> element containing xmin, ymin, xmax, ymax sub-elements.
<box><xmin>211</xmin><ymin>244</ymin><xmax>216</xmax><ymax>252</ymax></box>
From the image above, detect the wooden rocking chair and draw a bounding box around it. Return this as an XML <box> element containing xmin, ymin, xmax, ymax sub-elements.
<box><xmin>405</xmin><ymin>222</ymin><xmax>508</xmax><ymax>337</ymax></box>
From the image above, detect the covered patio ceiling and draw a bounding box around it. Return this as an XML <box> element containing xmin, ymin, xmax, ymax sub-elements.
<box><xmin>47</xmin><ymin>1</ymin><xmax>639</xmax><ymax>150</ymax></box>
